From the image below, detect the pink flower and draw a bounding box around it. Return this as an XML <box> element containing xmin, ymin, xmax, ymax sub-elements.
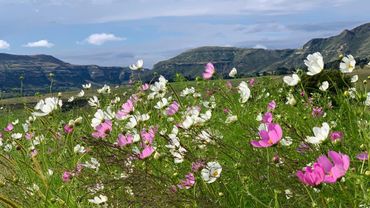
<box><xmin>251</xmin><ymin>123</ymin><xmax>283</xmax><ymax>148</ymax></box>
<box><xmin>223</xmin><ymin>108</ymin><xmax>230</xmax><ymax>114</ymax></box>
<box><xmin>116</xmin><ymin>99</ymin><xmax>134</xmax><ymax>119</ymax></box>
<box><xmin>330</xmin><ymin>131</ymin><xmax>343</xmax><ymax>142</ymax></box>
<box><xmin>226</xmin><ymin>81</ymin><xmax>233</xmax><ymax>89</ymax></box>
<box><xmin>203</xmin><ymin>62</ymin><xmax>215</xmax><ymax>80</ymax></box>
<box><xmin>296</xmin><ymin>162</ymin><xmax>325</xmax><ymax>186</ymax></box>
<box><xmin>25</xmin><ymin>132</ymin><xmax>34</xmax><ymax>140</ymax></box>
<box><xmin>177</xmin><ymin>173</ymin><xmax>195</xmax><ymax>189</ymax></box>
<box><xmin>141</xmin><ymin>128</ymin><xmax>156</xmax><ymax>146</ymax></box>
<box><xmin>4</xmin><ymin>123</ymin><xmax>13</xmax><ymax>132</ymax></box>
<box><xmin>191</xmin><ymin>160</ymin><xmax>205</xmax><ymax>172</ymax></box>
<box><xmin>249</xmin><ymin>78</ymin><xmax>255</xmax><ymax>87</ymax></box>
<box><xmin>117</xmin><ymin>133</ymin><xmax>134</xmax><ymax>147</ymax></box>
<box><xmin>30</xmin><ymin>149</ymin><xmax>38</xmax><ymax>157</ymax></box>
<box><xmin>139</xmin><ymin>146</ymin><xmax>155</xmax><ymax>159</ymax></box>
<box><xmin>312</xmin><ymin>107</ymin><xmax>324</xmax><ymax>117</ymax></box>
<box><xmin>64</xmin><ymin>124</ymin><xmax>73</xmax><ymax>134</ymax></box>
<box><xmin>92</xmin><ymin>120</ymin><xmax>112</xmax><ymax>139</ymax></box>
<box><xmin>267</xmin><ymin>100</ymin><xmax>276</xmax><ymax>111</ymax></box>
<box><xmin>141</xmin><ymin>83</ymin><xmax>150</xmax><ymax>91</ymax></box>
<box><xmin>356</xmin><ymin>152</ymin><xmax>368</xmax><ymax>161</ymax></box>
<box><xmin>262</xmin><ymin>112</ymin><xmax>273</xmax><ymax>124</ymax></box>
<box><xmin>166</xmin><ymin>101</ymin><xmax>180</xmax><ymax>116</ymax></box>
<box><xmin>300</xmin><ymin>91</ymin><xmax>305</xmax><ymax>97</ymax></box>
<box><xmin>62</xmin><ymin>171</ymin><xmax>73</xmax><ymax>182</ymax></box>
<box><xmin>316</xmin><ymin>151</ymin><xmax>350</xmax><ymax>183</ymax></box>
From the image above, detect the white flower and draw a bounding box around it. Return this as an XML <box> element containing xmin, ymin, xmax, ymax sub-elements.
<box><xmin>154</xmin><ymin>98</ymin><xmax>169</xmax><ymax>109</ymax></box>
<box><xmin>283</xmin><ymin>74</ymin><xmax>300</xmax><ymax>86</ymax></box>
<box><xmin>281</xmin><ymin>137</ymin><xmax>293</xmax><ymax>146</ymax></box>
<box><xmin>12</xmin><ymin>119</ymin><xmax>19</xmax><ymax>125</ymax></box>
<box><xmin>305</xmin><ymin>52</ymin><xmax>324</xmax><ymax>76</ymax></box>
<box><xmin>225</xmin><ymin>114</ymin><xmax>238</xmax><ymax>124</ymax></box>
<box><xmin>97</xmin><ymin>84</ymin><xmax>111</xmax><ymax>94</ymax></box>
<box><xmin>351</xmin><ymin>75</ymin><xmax>358</xmax><ymax>83</ymax></box>
<box><xmin>4</xmin><ymin>144</ymin><xmax>12</xmax><ymax>152</ymax></box>
<box><xmin>365</xmin><ymin>92</ymin><xmax>370</xmax><ymax>106</ymax></box>
<box><xmin>91</xmin><ymin>108</ymin><xmax>114</xmax><ymax>128</ymax></box>
<box><xmin>201</xmin><ymin>161</ymin><xmax>222</xmax><ymax>183</ymax></box>
<box><xmin>129</xmin><ymin>59</ymin><xmax>144</xmax><ymax>70</ymax></box>
<box><xmin>339</xmin><ymin>54</ymin><xmax>356</xmax><ymax>73</ymax></box>
<box><xmin>77</xmin><ymin>90</ymin><xmax>85</xmax><ymax>98</ymax></box>
<box><xmin>11</xmin><ymin>133</ymin><xmax>22</xmax><ymax>139</ymax></box>
<box><xmin>237</xmin><ymin>81</ymin><xmax>251</xmax><ymax>103</ymax></box>
<box><xmin>32</xmin><ymin>97</ymin><xmax>62</xmax><ymax>117</ymax></box>
<box><xmin>82</xmin><ymin>83</ymin><xmax>91</xmax><ymax>89</ymax></box>
<box><xmin>319</xmin><ymin>81</ymin><xmax>329</xmax><ymax>91</ymax></box>
<box><xmin>305</xmin><ymin>122</ymin><xmax>330</xmax><ymax>144</ymax></box>
<box><xmin>74</xmin><ymin>144</ymin><xmax>86</xmax><ymax>154</ymax></box>
<box><xmin>285</xmin><ymin>189</ymin><xmax>293</xmax><ymax>199</ymax></box>
<box><xmin>68</xmin><ymin>96</ymin><xmax>75</xmax><ymax>102</ymax></box>
<box><xmin>83</xmin><ymin>158</ymin><xmax>100</xmax><ymax>171</ymax></box>
<box><xmin>180</xmin><ymin>87</ymin><xmax>195</xmax><ymax>97</ymax></box>
<box><xmin>88</xmin><ymin>195</ymin><xmax>108</xmax><ymax>205</ymax></box>
<box><xmin>148</xmin><ymin>75</ymin><xmax>168</xmax><ymax>99</ymax></box>
<box><xmin>286</xmin><ymin>94</ymin><xmax>296</xmax><ymax>106</ymax></box>
<box><xmin>229</xmin><ymin>67</ymin><xmax>237</xmax><ymax>78</ymax></box>
<box><xmin>88</xmin><ymin>96</ymin><xmax>100</xmax><ymax>108</ymax></box>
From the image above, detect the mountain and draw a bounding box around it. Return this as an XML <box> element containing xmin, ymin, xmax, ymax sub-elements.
<box><xmin>151</xmin><ymin>22</ymin><xmax>370</xmax><ymax>80</ymax></box>
<box><xmin>0</xmin><ymin>54</ymin><xmax>134</xmax><ymax>97</ymax></box>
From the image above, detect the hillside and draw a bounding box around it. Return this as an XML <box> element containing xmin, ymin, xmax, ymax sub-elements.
<box><xmin>151</xmin><ymin>23</ymin><xmax>370</xmax><ymax>80</ymax></box>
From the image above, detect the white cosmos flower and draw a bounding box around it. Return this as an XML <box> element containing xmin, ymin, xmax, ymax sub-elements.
<box><xmin>91</xmin><ymin>108</ymin><xmax>114</xmax><ymax>128</ymax></box>
<box><xmin>350</xmin><ymin>75</ymin><xmax>358</xmax><ymax>83</ymax></box>
<box><xmin>201</xmin><ymin>161</ymin><xmax>222</xmax><ymax>183</ymax></box>
<box><xmin>97</xmin><ymin>84</ymin><xmax>111</xmax><ymax>94</ymax></box>
<box><xmin>281</xmin><ymin>136</ymin><xmax>293</xmax><ymax>146</ymax></box>
<box><xmin>180</xmin><ymin>87</ymin><xmax>195</xmax><ymax>97</ymax></box>
<box><xmin>229</xmin><ymin>67</ymin><xmax>237</xmax><ymax>78</ymax></box>
<box><xmin>149</xmin><ymin>75</ymin><xmax>168</xmax><ymax>99</ymax></box>
<box><xmin>74</xmin><ymin>144</ymin><xmax>86</xmax><ymax>154</ymax></box>
<box><xmin>88</xmin><ymin>96</ymin><xmax>100</xmax><ymax>108</ymax></box>
<box><xmin>237</xmin><ymin>81</ymin><xmax>251</xmax><ymax>103</ymax></box>
<box><xmin>339</xmin><ymin>54</ymin><xmax>356</xmax><ymax>73</ymax></box>
<box><xmin>68</xmin><ymin>96</ymin><xmax>75</xmax><ymax>102</ymax></box>
<box><xmin>11</xmin><ymin>133</ymin><xmax>22</xmax><ymax>139</ymax></box>
<box><xmin>365</xmin><ymin>92</ymin><xmax>370</xmax><ymax>106</ymax></box>
<box><xmin>319</xmin><ymin>81</ymin><xmax>329</xmax><ymax>91</ymax></box>
<box><xmin>12</xmin><ymin>119</ymin><xmax>19</xmax><ymax>125</ymax></box>
<box><xmin>88</xmin><ymin>195</ymin><xmax>108</xmax><ymax>205</ymax></box>
<box><xmin>77</xmin><ymin>90</ymin><xmax>85</xmax><ymax>98</ymax></box>
<box><xmin>32</xmin><ymin>97</ymin><xmax>62</xmax><ymax>117</ymax></box>
<box><xmin>286</xmin><ymin>94</ymin><xmax>296</xmax><ymax>106</ymax></box>
<box><xmin>283</xmin><ymin>74</ymin><xmax>300</xmax><ymax>86</ymax></box>
<box><xmin>82</xmin><ymin>83</ymin><xmax>91</xmax><ymax>89</ymax></box>
<box><xmin>305</xmin><ymin>52</ymin><xmax>324</xmax><ymax>76</ymax></box>
<box><xmin>154</xmin><ymin>98</ymin><xmax>169</xmax><ymax>109</ymax></box>
<box><xmin>305</xmin><ymin>122</ymin><xmax>330</xmax><ymax>144</ymax></box>
<box><xmin>225</xmin><ymin>114</ymin><xmax>238</xmax><ymax>124</ymax></box>
<box><xmin>129</xmin><ymin>59</ymin><xmax>144</xmax><ymax>70</ymax></box>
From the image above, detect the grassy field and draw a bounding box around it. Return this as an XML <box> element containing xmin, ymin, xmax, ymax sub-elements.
<box><xmin>0</xmin><ymin>65</ymin><xmax>369</xmax><ymax>207</ymax></box>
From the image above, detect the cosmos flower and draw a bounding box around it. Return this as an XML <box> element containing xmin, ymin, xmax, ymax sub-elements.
<box><xmin>356</xmin><ymin>152</ymin><xmax>368</xmax><ymax>161</ymax></box>
<box><xmin>316</xmin><ymin>151</ymin><xmax>350</xmax><ymax>183</ymax></box>
<box><xmin>32</xmin><ymin>97</ymin><xmax>62</xmax><ymax>117</ymax></box>
<box><xmin>203</xmin><ymin>62</ymin><xmax>215</xmax><ymax>80</ymax></box>
<box><xmin>229</xmin><ymin>67</ymin><xmax>237</xmax><ymax>78</ymax></box>
<box><xmin>201</xmin><ymin>161</ymin><xmax>222</xmax><ymax>183</ymax></box>
<box><xmin>319</xmin><ymin>81</ymin><xmax>329</xmax><ymax>91</ymax></box>
<box><xmin>4</xmin><ymin>123</ymin><xmax>14</xmax><ymax>132</ymax></box>
<box><xmin>82</xmin><ymin>83</ymin><xmax>91</xmax><ymax>89</ymax></box>
<box><xmin>117</xmin><ymin>133</ymin><xmax>134</xmax><ymax>147</ymax></box>
<box><xmin>91</xmin><ymin>120</ymin><xmax>112</xmax><ymax>139</ymax></box>
<box><xmin>305</xmin><ymin>122</ymin><xmax>330</xmax><ymax>144</ymax></box>
<box><xmin>251</xmin><ymin>123</ymin><xmax>282</xmax><ymax>148</ymax></box>
<box><xmin>296</xmin><ymin>162</ymin><xmax>325</xmax><ymax>186</ymax></box>
<box><xmin>177</xmin><ymin>173</ymin><xmax>195</xmax><ymax>189</ymax></box>
<box><xmin>305</xmin><ymin>52</ymin><xmax>324</xmax><ymax>76</ymax></box>
<box><xmin>339</xmin><ymin>54</ymin><xmax>356</xmax><ymax>73</ymax></box>
<box><xmin>88</xmin><ymin>195</ymin><xmax>108</xmax><ymax>205</ymax></box>
<box><xmin>129</xmin><ymin>59</ymin><xmax>144</xmax><ymax>70</ymax></box>
<box><xmin>283</xmin><ymin>74</ymin><xmax>300</xmax><ymax>86</ymax></box>
<box><xmin>166</xmin><ymin>101</ymin><xmax>180</xmax><ymax>116</ymax></box>
<box><xmin>238</xmin><ymin>81</ymin><xmax>251</xmax><ymax>103</ymax></box>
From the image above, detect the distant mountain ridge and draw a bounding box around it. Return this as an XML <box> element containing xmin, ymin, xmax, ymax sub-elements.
<box><xmin>0</xmin><ymin>22</ymin><xmax>369</xmax><ymax>96</ymax></box>
<box><xmin>151</xmin><ymin>22</ymin><xmax>370</xmax><ymax>80</ymax></box>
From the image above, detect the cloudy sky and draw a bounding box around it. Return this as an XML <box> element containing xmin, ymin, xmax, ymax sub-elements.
<box><xmin>0</xmin><ymin>0</ymin><xmax>369</xmax><ymax>67</ymax></box>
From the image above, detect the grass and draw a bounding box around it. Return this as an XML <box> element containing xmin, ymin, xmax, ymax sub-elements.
<box><xmin>0</xmin><ymin>67</ymin><xmax>369</xmax><ymax>207</ymax></box>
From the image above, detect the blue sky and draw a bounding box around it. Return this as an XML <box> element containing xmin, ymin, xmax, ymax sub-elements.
<box><xmin>0</xmin><ymin>0</ymin><xmax>369</xmax><ymax>67</ymax></box>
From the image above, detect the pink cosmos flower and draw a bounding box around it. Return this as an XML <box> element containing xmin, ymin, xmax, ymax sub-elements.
<box><xmin>251</xmin><ymin>123</ymin><xmax>283</xmax><ymax>148</ymax></box>
<box><xmin>249</xmin><ymin>78</ymin><xmax>255</xmax><ymax>87</ymax></box>
<box><xmin>64</xmin><ymin>124</ymin><xmax>73</xmax><ymax>134</ymax></box>
<box><xmin>316</xmin><ymin>151</ymin><xmax>350</xmax><ymax>183</ymax></box>
<box><xmin>30</xmin><ymin>149</ymin><xmax>38</xmax><ymax>157</ymax></box>
<box><xmin>4</xmin><ymin>123</ymin><xmax>14</xmax><ymax>132</ymax></box>
<box><xmin>92</xmin><ymin>120</ymin><xmax>112</xmax><ymax>139</ymax></box>
<box><xmin>330</xmin><ymin>131</ymin><xmax>343</xmax><ymax>142</ymax></box>
<box><xmin>223</xmin><ymin>108</ymin><xmax>230</xmax><ymax>114</ymax></box>
<box><xmin>166</xmin><ymin>101</ymin><xmax>180</xmax><ymax>116</ymax></box>
<box><xmin>141</xmin><ymin>83</ymin><xmax>150</xmax><ymax>91</ymax></box>
<box><xmin>62</xmin><ymin>171</ymin><xmax>73</xmax><ymax>182</ymax></box>
<box><xmin>203</xmin><ymin>62</ymin><xmax>215</xmax><ymax>80</ymax></box>
<box><xmin>226</xmin><ymin>81</ymin><xmax>233</xmax><ymax>89</ymax></box>
<box><xmin>312</xmin><ymin>107</ymin><xmax>324</xmax><ymax>117</ymax></box>
<box><xmin>262</xmin><ymin>112</ymin><xmax>273</xmax><ymax>124</ymax></box>
<box><xmin>267</xmin><ymin>100</ymin><xmax>276</xmax><ymax>111</ymax></box>
<box><xmin>139</xmin><ymin>146</ymin><xmax>155</xmax><ymax>159</ymax></box>
<box><xmin>141</xmin><ymin>128</ymin><xmax>156</xmax><ymax>146</ymax></box>
<box><xmin>191</xmin><ymin>160</ymin><xmax>205</xmax><ymax>172</ymax></box>
<box><xmin>356</xmin><ymin>152</ymin><xmax>368</xmax><ymax>161</ymax></box>
<box><xmin>177</xmin><ymin>173</ymin><xmax>195</xmax><ymax>189</ymax></box>
<box><xmin>116</xmin><ymin>99</ymin><xmax>134</xmax><ymax>119</ymax></box>
<box><xmin>296</xmin><ymin>162</ymin><xmax>325</xmax><ymax>186</ymax></box>
<box><xmin>25</xmin><ymin>132</ymin><xmax>34</xmax><ymax>140</ymax></box>
<box><xmin>117</xmin><ymin>133</ymin><xmax>134</xmax><ymax>147</ymax></box>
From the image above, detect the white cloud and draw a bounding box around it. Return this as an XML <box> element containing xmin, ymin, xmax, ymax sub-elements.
<box><xmin>85</xmin><ymin>33</ymin><xmax>124</xmax><ymax>45</ymax></box>
<box><xmin>0</xmin><ymin>40</ymin><xmax>10</xmax><ymax>49</ymax></box>
<box><xmin>24</xmin><ymin>40</ymin><xmax>54</xmax><ymax>48</ymax></box>
<box><xmin>253</xmin><ymin>44</ymin><xmax>267</xmax><ymax>49</ymax></box>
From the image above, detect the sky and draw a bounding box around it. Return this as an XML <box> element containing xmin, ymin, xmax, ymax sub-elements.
<box><xmin>0</xmin><ymin>0</ymin><xmax>369</xmax><ymax>68</ymax></box>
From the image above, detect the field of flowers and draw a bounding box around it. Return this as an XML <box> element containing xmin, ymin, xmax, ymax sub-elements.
<box><xmin>0</xmin><ymin>52</ymin><xmax>369</xmax><ymax>207</ymax></box>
